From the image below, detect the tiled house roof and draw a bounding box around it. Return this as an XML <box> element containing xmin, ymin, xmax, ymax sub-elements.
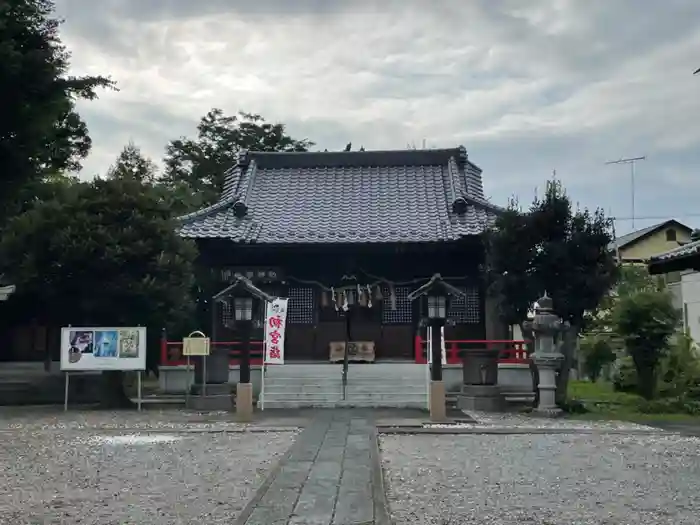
<box><xmin>650</xmin><ymin>239</ymin><xmax>700</xmax><ymax>262</ymax></box>
<box><xmin>177</xmin><ymin>146</ymin><xmax>503</xmax><ymax>244</ymax></box>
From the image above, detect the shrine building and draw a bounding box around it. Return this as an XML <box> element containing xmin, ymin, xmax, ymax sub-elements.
<box><xmin>160</xmin><ymin>147</ymin><xmax>530</xmax><ymax>406</ymax></box>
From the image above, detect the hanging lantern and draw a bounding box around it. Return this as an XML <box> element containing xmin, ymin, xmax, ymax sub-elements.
<box><xmin>320</xmin><ymin>289</ymin><xmax>329</xmax><ymax>308</ymax></box>
<box><xmin>374</xmin><ymin>286</ymin><xmax>383</xmax><ymax>301</ymax></box>
<box><xmin>389</xmin><ymin>284</ymin><xmax>397</xmax><ymax>311</ymax></box>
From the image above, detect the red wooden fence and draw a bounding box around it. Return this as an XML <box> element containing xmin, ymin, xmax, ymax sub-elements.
<box><xmin>413</xmin><ymin>336</ymin><xmax>529</xmax><ymax>365</ymax></box>
<box><xmin>160</xmin><ymin>335</ymin><xmax>529</xmax><ymax>366</ymax></box>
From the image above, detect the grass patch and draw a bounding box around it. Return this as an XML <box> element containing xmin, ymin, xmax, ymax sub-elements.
<box><xmin>567</xmin><ymin>380</ymin><xmax>700</xmax><ymax>424</ymax></box>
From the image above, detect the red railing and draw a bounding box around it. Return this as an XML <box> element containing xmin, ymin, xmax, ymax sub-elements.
<box><xmin>160</xmin><ymin>335</ymin><xmax>530</xmax><ymax>366</ymax></box>
<box><xmin>160</xmin><ymin>338</ymin><xmax>265</xmax><ymax>367</ymax></box>
<box><xmin>413</xmin><ymin>336</ymin><xmax>529</xmax><ymax>365</ymax></box>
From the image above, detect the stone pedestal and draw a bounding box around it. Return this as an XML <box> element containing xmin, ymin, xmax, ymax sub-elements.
<box><xmin>461</xmin><ymin>347</ymin><xmax>499</xmax><ymax>385</ymax></box>
<box><xmin>532</xmin><ymin>352</ymin><xmax>564</xmax><ymax>417</ymax></box>
<box><xmin>457</xmin><ymin>384</ymin><xmax>504</xmax><ymax>412</ymax></box>
<box><xmin>236</xmin><ymin>382</ymin><xmax>254</xmax><ymax>422</ymax></box>
<box><xmin>186</xmin><ymin>383</ymin><xmax>233</xmax><ymax>411</ymax></box>
<box><xmin>429</xmin><ymin>380</ymin><xmax>447</xmax><ymax>422</ymax></box>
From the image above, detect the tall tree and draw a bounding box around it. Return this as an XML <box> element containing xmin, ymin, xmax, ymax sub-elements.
<box><xmin>0</xmin><ymin>0</ymin><xmax>114</xmax><ymax>213</ymax></box>
<box><xmin>106</xmin><ymin>141</ymin><xmax>157</xmax><ymax>183</ymax></box>
<box><xmin>0</xmin><ymin>177</ymin><xmax>197</xmax><ymax>406</ymax></box>
<box><xmin>162</xmin><ymin>109</ymin><xmax>314</xmax><ymax>207</ymax></box>
<box><xmin>485</xmin><ymin>180</ymin><xmax>619</xmax><ymax>405</ymax></box>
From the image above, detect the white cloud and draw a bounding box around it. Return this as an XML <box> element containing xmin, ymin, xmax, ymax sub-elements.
<box><xmin>55</xmin><ymin>0</ymin><xmax>700</xmax><ymax>233</ymax></box>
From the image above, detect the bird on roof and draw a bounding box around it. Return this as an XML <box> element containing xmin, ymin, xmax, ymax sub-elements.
<box><xmin>344</xmin><ymin>142</ymin><xmax>351</xmax><ymax>151</ymax></box>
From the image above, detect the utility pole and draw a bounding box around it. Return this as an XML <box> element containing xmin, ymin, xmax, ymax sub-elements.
<box><xmin>605</xmin><ymin>156</ymin><xmax>646</xmax><ymax>229</ymax></box>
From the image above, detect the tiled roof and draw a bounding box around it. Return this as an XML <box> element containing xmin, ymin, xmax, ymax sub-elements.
<box><xmin>178</xmin><ymin>146</ymin><xmax>502</xmax><ymax>244</ymax></box>
<box><xmin>649</xmin><ymin>239</ymin><xmax>700</xmax><ymax>263</ymax></box>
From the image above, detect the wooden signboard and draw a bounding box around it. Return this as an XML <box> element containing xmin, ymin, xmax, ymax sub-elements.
<box><xmin>329</xmin><ymin>341</ymin><xmax>375</xmax><ymax>363</ymax></box>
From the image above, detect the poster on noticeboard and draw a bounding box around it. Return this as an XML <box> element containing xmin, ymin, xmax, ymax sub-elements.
<box><xmin>60</xmin><ymin>326</ymin><xmax>146</xmax><ymax>371</ymax></box>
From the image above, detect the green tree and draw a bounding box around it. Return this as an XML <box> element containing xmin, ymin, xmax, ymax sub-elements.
<box><xmin>613</xmin><ymin>288</ymin><xmax>679</xmax><ymax>399</ymax></box>
<box><xmin>107</xmin><ymin>142</ymin><xmax>157</xmax><ymax>183</ymax></box>
<box><xmin>162</xmin><ymin>109</ymin><xmax>314</xmax><ymax>208</ymax></box>
<box><xmin>585</xmin><ymin>265</ymin><xmax>660</xmax><ymax>334</ymax></box>
<box><xmin>579</xmin><ymin>335</ymin><xmax>617</xmax><ymax>382</ymax></box>
<box><xmin>0</xmin><ymin>0</ymin><xmax>114</xmax><ymax>213</ymax></box>
<box><xmin>485</xmin><ymin>180</ymin><xmax>618</xmax><ymax>405</ymax></box>
<box><xmin>0</xmin><ymin>177</ymin><xmax>197</xmax><ymax>406</ymax></box>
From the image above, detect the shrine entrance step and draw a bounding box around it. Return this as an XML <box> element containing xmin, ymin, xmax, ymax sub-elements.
<box><xmin>260</xmin><ymin>363</ymin><xmax>428</xmax><ymax>409</ymax></box>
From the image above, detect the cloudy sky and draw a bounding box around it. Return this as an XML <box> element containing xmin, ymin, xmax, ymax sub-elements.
<box><xmin>55</xmin><ymin>0</ymin><xmax>700</xmax><ymax>235</ymax></box>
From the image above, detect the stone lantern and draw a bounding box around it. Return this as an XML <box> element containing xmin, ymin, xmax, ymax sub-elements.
<box><xmin>191</xmin><ymin>274</ymin><xmax>272</xmax><ymax>415</ymax></box>
<box><xmin>408</xmin><ymin>274</ymin><xmax>465</xmax><ymax>421</ymax></box>
<box><xmin>522</xmin><ymin>292</ymin><xmax>568</xmax><ymax>417</ymax></box>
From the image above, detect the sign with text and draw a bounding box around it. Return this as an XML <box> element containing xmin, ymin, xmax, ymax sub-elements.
<box><xmin>264</xmin><ymin>297</ymin><xmax>289</xmax><ymax>364</ymax></box>
<box><xmin>182</xmin><ymin>331</ymin><xmax>211</xmax><ymax>356</ymax></box>
<box><xmin>60</xmin><ymin>326</ymin><xmax>147</xmax><ymax>371</ymax></box>
<box><xmin>426</xmin><ymin>326</ymin><xmax>447</xmax><ymax>365</ymax></box>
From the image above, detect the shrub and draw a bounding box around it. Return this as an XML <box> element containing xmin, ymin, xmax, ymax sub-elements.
<box><xmin>580</xmin><ymin>335</ymin><xmax>617</xmax><ymax>382</ymax></box>
<box><xmin>636</xmin><ymin>397</ymin><xmax>700</xmax><ymax>415</ymax></box>
<box><xmin>612</xmin><ymin>356</ymin><xmax>638</xmax><ymax>393</ymax></box>
<box><xmin>658</xmin><ymin>334</ymin><xmax>700</xmax><ymax>400</ymax></box>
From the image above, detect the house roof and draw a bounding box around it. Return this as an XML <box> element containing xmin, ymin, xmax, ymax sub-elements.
<box><xmin>178</xmin><ymin>146</ymin><xmax>502</xmax><ymax>244</ymax></box>
<box><xmin>608</xmin><ymin>219</ymin><xmax>691</xmax><ymax>252</ymax></box>
<box><xmin>648</xmin><ymin>237</ymin><xmax>700</xmax><ymax>274</ymax></box>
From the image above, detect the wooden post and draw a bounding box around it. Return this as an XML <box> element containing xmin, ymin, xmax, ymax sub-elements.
<box><xmin>430</xmin><ymin>320</ymin><xmax>443</xmax><ymax>381</ymax></box>
<box><xmin>240</xmin><ymin>321</ymin><xmax>251</xmax><ymax>384</ymax></box>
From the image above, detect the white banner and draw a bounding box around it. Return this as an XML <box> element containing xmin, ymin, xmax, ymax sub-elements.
<box><xmin>60</xmin><ymin>326</ymin><xmax>147</xmax><ymax>371</ymax></box>
<box><xmin>426</xmin><ymin>326</ymin><xmax>447</xmax><ymax>365</ymax></box>
<box><xmin>264</xmin><ymin>297</ymin><xmax>289</xmax><ymax>364</ymax></box>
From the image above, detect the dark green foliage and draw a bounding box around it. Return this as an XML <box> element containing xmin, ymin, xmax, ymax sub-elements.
<box><xmin>0</xmin><ymin>177</ymin><xmax>198</xmax><ymax>332</ymax></box>
<box><xmin>0</xmin><ymin>0</ymin><xmax>114</xmax><ymax>212</ymax></box>
<box><xmin>485</xmin><ymin>180</ymin><xmax>618</xmax><ymax>327</ymax></box>
<box><xmin>162</xmin><ymin>109</ymin><xmax>314</xmax><ymax>208</ymax></box>
<box><xmin>613</xmin><ymin>289</ymin><xmax>680</xmax><ymax>399</ymax></box>
<box><xmin>580</xmin><ymin>335</ymin><xmax>617</xmax><ymax>382</ymax></box>
<box><xmin>107</xmin><ymin>141</ymin><xmax>157</xmax><ymax>183</ymax></box>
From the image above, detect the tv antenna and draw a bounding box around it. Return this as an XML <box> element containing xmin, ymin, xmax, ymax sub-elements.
<box><xmin>605</xmin><ymin>156</ymin><xmax>646</xmax><ymax>229</ymax></box>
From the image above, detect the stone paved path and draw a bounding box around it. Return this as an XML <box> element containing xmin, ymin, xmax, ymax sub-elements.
<box><xmin>240</xmin><ymin>411</ymin><xmax>383</xmax><ymax>525</ymax></box>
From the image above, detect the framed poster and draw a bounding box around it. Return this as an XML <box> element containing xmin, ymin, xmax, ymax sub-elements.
<box><xmin>60</xmin><ymin>326</ymin><xmax>147</xmax><ymax>371</ymax></box>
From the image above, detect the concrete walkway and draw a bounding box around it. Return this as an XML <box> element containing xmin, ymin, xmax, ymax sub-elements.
<box><xmin>237</xmin><ymin>411</ymin><xmax>388</xmax><ymax>525</ymax></box>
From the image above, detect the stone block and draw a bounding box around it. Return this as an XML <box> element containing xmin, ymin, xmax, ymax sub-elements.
<box><xmin>457</xmin><ymin>384</ymin><xmax>504</xmax><ymax>412</ymax></box>
<box><xmin>429</xmin><ymin>380</ymin><xmax>447</xmax><ymax>421</ymax></box>
<box><xmin>236</xmin><ymin>382</ymin><xmax>254</xmax><ymax>421</ymax></box>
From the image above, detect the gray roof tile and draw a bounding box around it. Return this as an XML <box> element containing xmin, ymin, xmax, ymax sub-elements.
<box><xmin>178</xmin><ymin>146</ymin><xmax>501</xmax><ymax>244</ymax></box>
<box><xmin>650</xmin><ymin>239</ymin><xmax>700</xmax><ymax>262</ymax></box>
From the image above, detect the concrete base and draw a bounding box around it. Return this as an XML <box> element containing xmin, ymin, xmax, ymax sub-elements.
<box><xmin>186</xmin><ymin>383</ymin><xmax>232</xmax><ymax>411</ymax></box>
<box><xmin>457</xmin><ymin>384</ymin><xmax>504</xmax><ymax>412</ymax></box>
<box><xmin>532</xmin><ymin>406</ymin><xmax>563</xmax><ymax>418</ymax></box>
<box><xmin>429</xmin><ymin>380</ymin><xmax>447</xmax><ymax>422</ymax></box>
<box><xmin>236</xmin><ymin>382</ymin><xmax>254</xmax><ymax>422</ymax></box>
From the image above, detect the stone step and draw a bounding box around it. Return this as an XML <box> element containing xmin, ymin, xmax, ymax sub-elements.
<box><xmin>262</xmin><ymin>398</ymin><xmax>427</xmax><ymax>409</ymax></box>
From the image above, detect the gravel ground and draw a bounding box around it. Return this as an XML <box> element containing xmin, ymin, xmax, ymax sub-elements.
<box><xmin>0</xmin><ymin>408</ymin><xmax>302</xmax><ymax>431</ymax></box>
<box><xmin>0</xmin><ymin>420</ymin><xmax>298</xmax><ymax>524</ymax></box>
<box><xmin>381</xmin><ymin>433</ymin><xmax>700</xmax><ymax>524</ymax></box>
<box><xmin>457</xmin><ymin>410</ymin><xmax>658</xmax><ymax>430</ymax></box>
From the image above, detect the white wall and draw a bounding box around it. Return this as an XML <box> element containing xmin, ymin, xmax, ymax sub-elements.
<box><xmin>681</xmin><ymin>270</ymin><xmax>700</xmax><ymax>342</ymax></box>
